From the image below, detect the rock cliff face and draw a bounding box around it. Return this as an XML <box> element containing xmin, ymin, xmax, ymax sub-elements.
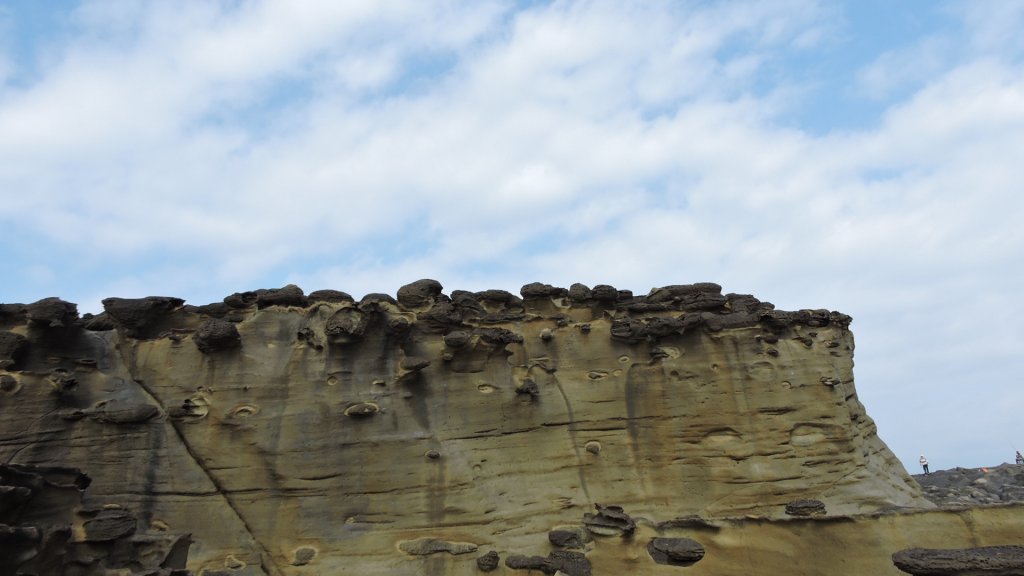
<box><xmin>1</xmin><ymin>281</ymin><xmax>1015</xmax><ymax>575</ymax></box>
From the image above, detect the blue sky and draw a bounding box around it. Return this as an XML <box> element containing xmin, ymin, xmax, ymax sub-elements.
<box><xmin>1</xmin><ymin>0</ymin><xmax>1023</xmax><ymax>473</ymax></box>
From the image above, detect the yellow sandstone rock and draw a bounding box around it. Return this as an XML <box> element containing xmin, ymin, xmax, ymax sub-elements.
<box><xmin>1</xmin><ymin>281</ymin><xmax>1018</xmax><ymax>575</ymax></box>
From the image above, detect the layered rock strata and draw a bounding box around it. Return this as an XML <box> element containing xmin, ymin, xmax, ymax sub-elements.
<box><xmin>0</xmin><ymin>280</ymin><xmax>959</xmax><ymax>574</ymax></box>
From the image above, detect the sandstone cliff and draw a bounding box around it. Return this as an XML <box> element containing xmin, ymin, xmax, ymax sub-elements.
<box><xmin>1</xmin><ymin>281</ymin><xmax>1016</xmax><ymax>575</ymax></box>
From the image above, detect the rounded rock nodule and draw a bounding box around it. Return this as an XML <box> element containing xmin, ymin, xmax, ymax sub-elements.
<box><xmin>193</xmin><ymin>319</ymin><xmax>241</xmax><ymax>354</ymax></box>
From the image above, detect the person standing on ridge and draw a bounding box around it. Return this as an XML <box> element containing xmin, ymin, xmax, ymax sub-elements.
<box><xmin>1016</xmin><ymin>451</ymin><xmax>1023</xmax><ymax>466</ymax></box>
<box><xmin>919</xmin><ymin>455</ymin><xmax>929</xmax><ymax>475</ymax></box>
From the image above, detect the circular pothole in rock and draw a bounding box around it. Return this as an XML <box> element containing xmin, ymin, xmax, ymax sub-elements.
<box><xmin>0</xmin><ymin>374</ymin><xmax>21</xmax><ymax>395</ymax></box>
<box><xmin>585</xmin><ymin>441</ymin><xmax>602</xmax><ymax>455</ymax></box>
<box><xmin>229</xmin><ymin>404</ymin><xmax>259</xmax><ymax>419</ymax></box>
<box><xmin>326</xmin><ymin>375</ymin><xmax>340</xmax><ymax>386</ymax></box>
<box><xmin>477</xmin><ymin>384</ymin><xmax>495</xmax><ymax>394</ymax></box>
<box><xmin>344</xmin><ymin>402</ymin><xmax>380</xmax><ymax>417</ymax></box>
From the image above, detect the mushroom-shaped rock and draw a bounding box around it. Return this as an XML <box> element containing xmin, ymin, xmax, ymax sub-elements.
<box><xmin>397</xmin><ymin>279</ymin><xmax>444</xmax><ymax>308</ymax></box>
<box><xmin>784</xmin><ymin>498</ymin><xmax>826</xmax><ymax>517</ymax></box>
<box><xmin>892</xmin><ymin>546</ymin><xmax>1024</xmax><ymax>575</ymax></box>
<box><xmin>590</xmin><ymin>284</ymin><xmax>619</xmax><ymax>302</ymax></box>
<box><xmin>193</xmin><ymin>319</ymin><xmax>241</xmax><ymax>354</ymax></box>
<box><xmin>648</xmin><ymin>538</ymin><xmax>706</xmax><ymax>567</ymax></box>
<box><xmin>102</xmin><ymin>296</ymin><xmax>184</xmax><ymax>337</ymax></box>
<box><xmin>520</xmin><ymin>282</ymin><xmax>567</xmax><ymax>300</ymax></box>
<box><xmin>256</xmin><ymin>284</ymin><xmax>308</xmax><ymax>309</ymax></box>
<box><xmin>26</xmin><ymin>297</ymin><xmax>78</xmax><ymax>328</ymax></box>
<box><xmin>568</xmin><ymin>283</ymin><xmax>592</xmax><ymax>303</ymax></box>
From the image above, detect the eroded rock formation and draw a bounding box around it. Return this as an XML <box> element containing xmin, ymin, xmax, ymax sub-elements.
<box><xmin>1</xmin><ymin>280</ymin><xmax>1021</xmax><ymax>575</ymax></box>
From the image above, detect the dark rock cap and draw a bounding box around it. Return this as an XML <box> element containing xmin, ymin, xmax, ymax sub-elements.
<box><xmin>308</xmin><ymin>289</ymin><xmax>354</xmax><ymax>304</ymax></box>
<box><xmin>520</xmin><ymin>282</ymin><xmax>568</xmax><ymax>300</ymax></box>
<box><xmin>102</xmin><ymin>296</ymin><xmax>184</xmax><ymax>337</ymax></box>
<box><xmin>396</xmin><ymin>279</ymin><xmax>444</xmax><ymax>308</ymax></box>
<box><xmin>26</xmin><ymin>297</ymin><xmax>79</xmax><ymax>328</ymax></box>
<box><xmin>256</xmin><ymin>284</ymin><xmax>308</xmax><ymax>309</ymax></box>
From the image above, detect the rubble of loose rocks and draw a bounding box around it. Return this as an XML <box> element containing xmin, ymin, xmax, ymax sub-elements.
<box><xmin>914</xmin><ymin>463</ymin><xmax>1024</xmax><ymax>507</ymax></box>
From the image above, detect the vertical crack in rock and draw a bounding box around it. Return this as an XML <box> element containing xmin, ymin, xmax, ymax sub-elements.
<box><xmin>120</xmin><ymin>339</ymin><xmax>282</xmax><ymax>576</ymax></box>
<box><xmin>551</xmin><ymin>373</ymin><xmax>592</xmax><ymax>504</ymax></box>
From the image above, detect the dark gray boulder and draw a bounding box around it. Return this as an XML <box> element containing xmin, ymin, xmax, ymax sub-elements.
<box><xmin>193</xmin><ymin>319</ymin><xmax>241</xmax><ymax>353</ymax></box>
<box><xmin>256</xmin><ymin>284</ymin><xmax>308</xmax><ymax>309</ymax></box>
<box><xmin>893</xmin><ymin>545</ymin><xmax>1024</xmax><ymax>575</ymax></box>
<box><xmin>397</xmin><ymin>279</ymin><xmax>443</xmax><ymax>308</ymax></box>
<box><xmin>648</xmin><ymin>537</ymin><xmax>706</xmax><ymax>567</ymax></box>
<box><xmin>102</xmin><ymin>296</ymin><xmax>184</xmax><ymax>337</ymax></box>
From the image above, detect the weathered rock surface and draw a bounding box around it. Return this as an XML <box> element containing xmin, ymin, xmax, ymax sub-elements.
<box><xmin>0</xmin><ymin>463</ymin><xmax>192</xmax><ymax>575</ymax></box>
<box><xmin>0</xmin><ymin>280</ymin><xmax>1018</xmax><ymax>574</ymax></box>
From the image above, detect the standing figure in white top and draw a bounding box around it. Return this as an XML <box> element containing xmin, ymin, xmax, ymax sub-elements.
<box><xmin>919</xmin><ymin>455</ymin><xmax>929</xmax><ymax>475</ymax></box>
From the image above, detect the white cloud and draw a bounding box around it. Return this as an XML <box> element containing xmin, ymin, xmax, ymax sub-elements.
<box><xmin>2</xmin><ymin>0</ymin><xmax>1023</xmax><ymax>470</ymax></box>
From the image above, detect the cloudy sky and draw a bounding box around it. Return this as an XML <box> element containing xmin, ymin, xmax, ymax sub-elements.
<box><xmin>2</xmin><ymin>0</ymin><xmax>1022</xmax><ymax>472</ymax></box>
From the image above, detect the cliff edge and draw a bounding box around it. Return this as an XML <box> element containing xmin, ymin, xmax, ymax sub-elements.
<box><xmin>0</xmin><ymin>281</ymin><xmax>983</xmax><ymax>575</ymax></box>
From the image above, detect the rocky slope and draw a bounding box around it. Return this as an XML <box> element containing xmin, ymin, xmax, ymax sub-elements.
<box><xmin>1</xmin><ymin>280</ymin><xmax>1018</xmax><ymax>575</ymax></box>
<box><xmin>915</xmin><ymin>464</ymin><xmax>1024</xmax><ymax>507</ymax></box>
